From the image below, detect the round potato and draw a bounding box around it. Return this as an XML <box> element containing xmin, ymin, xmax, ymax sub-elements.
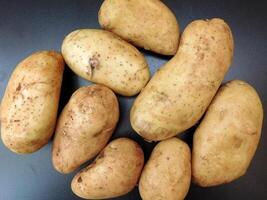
<box><xmin>192</xmin><ymin>80</ymin><xmax>263</xmax><ymax>187</ymax></box>
<box><xmin>62</xmin><ymin>29</ymin><xmax>150</xmax><ymax>96</ymax></box>
<box><xmin>139</xmin><ymin>138</ymin><xmax>191</xmax><ymax>200</ymax></box>
<box><xmin>131</xmin><ymin>18</ymin><xmax>234</xmax><ymax>141</ymax></box>
<box><xmin>99</xmin><ymin>0</ymin><xmax>179</xmax><ymax>55</ymax></box>
<box><xmin>71</xmin><ymin>138</ymin><xmax>144</xmax><ymax>199</ymax></box>
<box><xmin>0</xmin><ymin>51</ymin><xmax>64</xmax><ymax>154</ymax></box>
<box><xmin>52</xmin><ymin>85</ymin><xmax>119</xmax><ymax>174</ymax></box>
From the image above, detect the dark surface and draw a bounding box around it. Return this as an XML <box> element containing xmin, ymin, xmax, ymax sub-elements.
<box><xmin>0</xmin><ymin>0</ymin><xmax>266</xmax><ymax>199</ymax></box>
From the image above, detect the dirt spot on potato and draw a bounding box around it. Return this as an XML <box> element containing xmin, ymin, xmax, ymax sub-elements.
<box><xmin>97</xmin><ymin>152</ymin><xmax>105</xmax><ymax>159</ymax></box>
<box><xmin>77</xmin><ymin>177</ymin><xmax>83</xmax><ymax>183</ymax></box>
<box><xmin>16</xmin><ymin>83</ymin><xmax>21</xmax><ymax>92</ymax></box>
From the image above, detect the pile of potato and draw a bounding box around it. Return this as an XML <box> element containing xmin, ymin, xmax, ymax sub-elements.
<box><xmin>0</xmin><ymin>0</ymin><xmax>263</xmax><ymax>199</ymax></box>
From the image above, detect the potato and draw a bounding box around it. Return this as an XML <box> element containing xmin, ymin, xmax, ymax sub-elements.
<box><xmin>52</xmin><ymin>85</ymin><xmax>119</xmax><ymax>174</ymax></box>
<box><xmin>139</xmin><ymin>138</ymin><xmax>191</xmax><ymax>200</ymax></box>
<box><xmin>192</xmin><ymin>80</ymin><xmax>263</xmax><ymax>187</ymax></box>
<box><xmin>130</xmin><ymin>18</ymin><xmax>234</xmax><ymax>141</ymax></box>
<box><xmin>0</xmin><ymin>51</ymin><xmax>64</xmax><ymax>154</ymax></box>
<box><xmin>61</xmin><ymin>29</ymin><xmax>150</xmax><ymax>96</ymax></box>
<box><xmin>71</xmin><ymin>138</ymin><xmax>144</xmax><ymax>199</ymax></box>
<box><xmin>98</xmin><ymin>0</ymin><xmax>179</xmax><ymax>55</ymax></box>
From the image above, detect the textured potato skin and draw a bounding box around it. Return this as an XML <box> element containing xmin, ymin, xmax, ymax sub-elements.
<box><xmin>130</xmin><ymin>18</ymin><xmax>234</xmax><ymax>141</ymax></box>
<box><xmin>99</xmin><ymin>0</ymin><xmax>179</xmax><ymax>55</ymax></box>
<box><xmin>62</xmin><ymin>29</ymin><xmax>150</xmax><ymax>96</ymax></box>
<box><xmin>0</xmin><ymin>51</ymin><xmax>64</xmax><ymax>154</ymax></box>
<box><xmin>71</xmin><ymin>138</ymin><xmax>144</xmax><ymax>199</ymax></box>
<box><xmin>192</xmin><ymin>80</ymin><xmax>263</xmax><ymax>187</ymax></box>
<box><xmin>52</xmin><ymin>85</ymin><xmax>119</xmax><ymax>174</ymax></box>
<box><xmin>139</xmin><ymin>138</ymin><xmax>191</xmax><ymax>200</ymax></box>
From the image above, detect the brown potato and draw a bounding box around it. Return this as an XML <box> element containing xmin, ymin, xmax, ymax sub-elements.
<box><xmin>131</xmin><ymin>18</ymin><xmax>234</xmax><ymax>141</ymax></box>
<box><xmin>99</xmin><ymin>0</ymin><xmax>180</xmax><ymax>55</ymax></box>
<box><xmin>52</xmin><ymin>85</ymin><xmax>119</xmax><ymax>174</ymax></box>
<box><xmin>62</xmin><ymin>29</ymin><xmax>150</xmax><ymax>96</ymax></box>
<box><xmin>0</xmin><ymin>51</ymin><xmax>64</xmax><ymax>154</ymax></box>
<box><xmin>71</xmin><ymin>138</ymin><xmax>144</xmax><ymax>199</ymax></box>
<box><xmin>139</xmin><ymin>138</ymin><xmax>191</xmax><ymax>200</ymax></box>
<box><xmin>192</xmin><ymin>80</ymin><xmax>263</xmax><ymax>187</ymax></box>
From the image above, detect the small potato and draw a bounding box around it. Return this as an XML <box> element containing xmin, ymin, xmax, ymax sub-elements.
<box><xmin>0</xmin><ymin>51</ymin><xmax>64</xmax><ymax>154</ymax></box>
<box><xmin>62</xmin><ymin>29</ymin><xmax>150</xmax><ymax>96</ymax></box>
<box><xmin>52</xmin><ymin>85</ymin><xmax>119</xmax><ymax>174</ymax></box>
<box><xmin>131</xmin><ymin>18</ymin><xmax>234</xmax><ymax>141</ymax></box>
<box><xmin>192</xmin><ymin>80</ymin><xmax>263</xmax><ymax>187</ymax></box>
<box><xmin>71</xmin><ymin>138</ymin><xmax>144</xmax><ymax>199</ymax></box>
<box><xmin>139</xmin><ymin>138</ymin><xmax>191</xmax><ymax>200</ymax></box>
<box><xmin>99</xmin><ymin>0</ymin><xmax>180</xmax><ymax>55</ymax></box>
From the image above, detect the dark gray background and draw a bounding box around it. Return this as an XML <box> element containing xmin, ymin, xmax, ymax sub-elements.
<box><xmin>0</xmin><ymin>0</ymin><xmax>266</xmax><ymax>199</ymax></box>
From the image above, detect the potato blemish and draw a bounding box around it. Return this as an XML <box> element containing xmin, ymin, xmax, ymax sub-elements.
<box><xmin>87</xmin><ymin>54</ymin><xmax>100</xmax><ymax>77</ymax></box>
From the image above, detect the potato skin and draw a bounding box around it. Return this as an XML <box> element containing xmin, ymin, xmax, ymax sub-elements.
<box><xmin>52</xmin><ymin>85</ymin><xmax>119</xmax><ymax>173</ymax></box>
<box><xmin>71</xmin><ymin>138</ymin><xmax>144</xmax><ymax>199</ymax></box>
<box><xmin>99</xmin><ymin>0</ymin><xmax>179</xmax><ymax>55</ymax></box>
<box><xmin>139</xmin><ymin>138</ymin><xmax>191</xmax><ymax>200</ymax></box>
<box><xmin>62</xmin><ymin>29</ymin><xmax>150</xmax><ymax>96</ymax></box>
<box><xmin>131</xmin><ymin>18</ymin><xmax>234</xmax><ymax>141</ymax></box>
<box><xmin>192</xmin><ymin>80</ymin><xmax>263</xmax><ymax>187</ymax></box>
<box><xmin>0</xmin><ymin>51</ymin><xmax>64</xmax><ymax>154</ymax></box>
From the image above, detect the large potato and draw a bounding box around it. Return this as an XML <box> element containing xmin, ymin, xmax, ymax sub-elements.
<box><xmin>192</xmin><ymin>80</ymin><xmax>263</xmax><ymax>187</ymax></box>
<box><xmin>99</xmin><ymin>0</ymin><xmax>179</xmax><ymax>55</ymax></box>
<box><xmin>131</xmin><ymin>18</ymin><xmax>234</xmax><ymax>141</ymax></box>
<box><xmin>139</xmin><ymin>138</ymin><xmax>191</xmax><ymax>200</ymax></box>
<box><xmin>0</xmin><ymin>51</ymin><xmax>64</xmax><ymax>154</ymax></box>
<box><xmin>71</xmin><ymin>138</ymin><xmax>144</xmax><ymax>199</ymax></box>
<box><xmin>52</xmin><ymin>85</ymin><xmax>119</xmax><ymax>173</ymax></box>
<box><xmin>62</xmin><ymin>29</ymin><xmax>150</xmax><ymax>96</ymax></box>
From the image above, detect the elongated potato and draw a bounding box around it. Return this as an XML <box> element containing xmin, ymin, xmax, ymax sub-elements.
<box><xmin>139</xmin><ymin>138</ymin><xmax>191</xmax><ymax>200</ymax></box>
<box><xmin>131</xmin><ymin>18</ymin><xmax>234</xmax><ymax>141</ymax></box>
<box><xmin>99</xmin><ymin>0</ymin><xmax>179</xmax><ymax>55</ymax></box>
<box><xmin>71</xmin><ymin>138</ymin><xmax>144</xmax><ymax>199</ymax></box>
<box><xmin>0</xmin><ymin>51</ymin><xmax>64</xmax><ymax>154</ymax></box>
<box><xmin>52</xmin><ymin>85</ymin><xmax>119</xmax><ymax>174</ymax></box>
<box><xmin>62</xmin><ymin>29</ymin><xmax>150</xmax><ymax>96</ymax></box>
<box><xmin>192</xmin><ymin>80</ymin><xmax>263</xmax><ymax>187</ymax></box>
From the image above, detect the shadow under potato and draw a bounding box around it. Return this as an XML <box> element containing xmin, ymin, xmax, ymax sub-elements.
<box><xmin>58</xmin><ymin>65</ymin><xmax>80</xmax><ymax>115</ymax></box>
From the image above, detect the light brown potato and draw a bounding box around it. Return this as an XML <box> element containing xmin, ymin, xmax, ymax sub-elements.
<box><xmin>139</xmin><ymin>138</ymin><xmax>191</xmax><ymax>200</ymax></box>
<box><xmin>62</xmin><ymin>29</ymin><xmax>150</xmax><ymax>96</ymax></box>
<box><xmin>71</xmin><ymin>138</ymin><xmax>144</xmax><ymax>199</ymax></box>
<box><xmin>192</xmin><ymin>80</ymin><xmax>263</xmax><ymax>187</ymax></box>
<box><xmin>52</xmin><ymin>85</ymin><xmax>119</xmax><ymax>174</ymax></box>
<box><xmin>131</xmin><ymin>18</ymin><xmax>234</xmax><ymax>141</ymax></box>
<box><xmin>99</xmin><ymin>0</ymin><xmax>179</xmax><ymax>55</ymax></box>
<box><xmin>0</xmin><ymin>51</ymin><xmax>64</xmax><ymax>154</ymax></box>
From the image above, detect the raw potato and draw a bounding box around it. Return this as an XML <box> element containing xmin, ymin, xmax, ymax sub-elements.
<box><xmin>131</xmin><ymin>18</ymin><xmax>234</xmax><ymax>141</ymax></box>
<box><xmin>52</xmin><ymin>85</ymin><xmax>119</xmax><ymax>174</ymax></box>
<box><xmin>192</xmin><ymin>80</ymin><xmax>263</xmax><ymax>187</ymax></box>
<box><xmin>139</xmin><ymin>138</ymin><xmax>191</xmax><ymax>200</ymax></box>
<box><xmin>99</xmin><ymin>0</ymin><xmax>180</xmax><ymax>55</ymax></box>
<box><xmin>71</xmin><ymin>138</ymin><xmax>144</xmax><ymax>199</ymax></box>
<box><xmin>62</xmin><ymin>29</ymin><xmax>150</xmax><ymax>96</ymax></box>
<box><xmin>0</xmin><ymin>51</ymin><xmax>64</xmax><ymax>154</ymax></box>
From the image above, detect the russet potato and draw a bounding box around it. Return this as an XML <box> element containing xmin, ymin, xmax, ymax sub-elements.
<box><xmin>0</xmin><ymin>51</ymin><xmax>64</xmax><ymax>154</ymax></box>
<box><xmin>99</xmin><ymin>0</ymin><xmax>180</xmax><ymax>55</ymax></box>
<box><xmin>131</xmin><ymin>18</ymin><xmax>234</xmax><ymax>141</ymax></box>
<box><xmin>62</xmin><ymin>29</ymin><xmax>150</xmax><ymax>96</ymax></box>
<box><xmin>71</xmin><ymin>138</ymin><xmax>144</xmax><ymax>199</ymax></box>
<box><xmin>52</xmin><ymin>85</ymin><xmax>119</xmax><ymax>174</ymax></box>
<box><xmin>192</xmin><ymin>80</ymin><xmax>263</xmax><ymax>187</ymax></box>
